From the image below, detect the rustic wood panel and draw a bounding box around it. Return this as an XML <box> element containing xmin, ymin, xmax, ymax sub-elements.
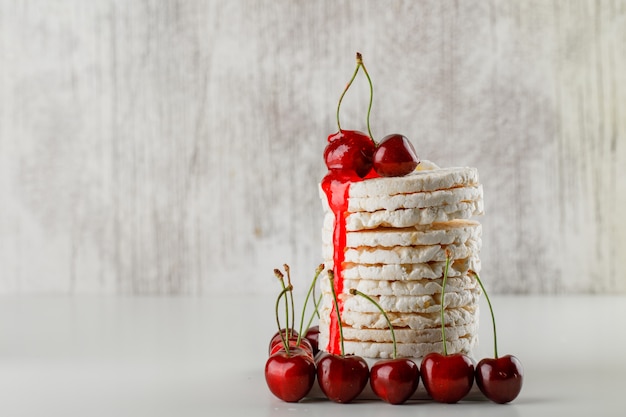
<box><xmin>0</xmin><ymin>0</ymin><xmax>624</xmax><ymax>294</ymax></box>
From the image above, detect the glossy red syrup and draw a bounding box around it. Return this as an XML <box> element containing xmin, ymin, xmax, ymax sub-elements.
<box><xmin>321</xmin><ymin>169</ymin><xmax>378</xmax><ymax>354</ymax></box>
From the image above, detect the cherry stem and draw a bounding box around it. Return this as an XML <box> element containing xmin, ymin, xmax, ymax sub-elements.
<box><xmin>305</xmin><ymin>294</ymin><xmax>323</xmax><ymax>332</ymax></box>
<box><xmin>283</xmin><ymin>264</ymin><xmax>296</xmax><ymax>337</ymax></box>
<box><xmin>274</xmin><ymin>269</ymin><xmax>291</xmax><ymax>340</ymax></box>
<box><xmin>327</xmin><ymin>270</ymin><xmax>345</xmax><ymax>357</ymax></box>
<box><xmin>336</xmin><ymin>52</ymin><xmax>375</xmax><ymax>142</ymax></box>
<box><xmin>297</xmin><ymin>264</ymin><xmax>324</xmax><ymax>346</ymax></box>
<box><xmin>336</xmin><ymin>54</ymin><xmax>361</xmax><ymax>132</ymax></box>
<box><xmin>275</xmin><ymin>285</ymin><xmax>293</xmax><ymax>356</ymax></box>
<box><xmin>358</xmin><ymin>54</ymin><xmax>375</xmax><ymax>141</ymax></box>
<box><xmin>473</xmin><ymin>272</ymin><xmax>498</xmax><ymax>359</ymax></box>
<box><xmin>440</xmin><ymin>250</ymin><xmax>452</xmax><ymax>356</ymax></box>
<box><xmin>350</xmin><ymin>289</ymin><xmax>397</xmax><ymax>359</ymax></box>
<box><xmin>312</xmin><ymin>279</ymin><xmax>321</xmax><ymax>319</ymax></box>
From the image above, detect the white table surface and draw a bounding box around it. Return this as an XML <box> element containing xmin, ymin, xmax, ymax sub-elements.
<box><xmin>1</xmin><ymin>294</ymin><xmax>625</xmax><ymax>416</ymax></box>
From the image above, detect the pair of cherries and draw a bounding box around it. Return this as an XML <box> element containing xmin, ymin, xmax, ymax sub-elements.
<box><xmin>420</xmin><ymin>342</ymin><xmax>523</xmax><ymax>404</ymax></box>
<box><xmin>420</xmin><ymin>260</ymin><xmax>524</xmax><ymax>404</ymax></box>
<box><xmin>324</xmin><ymin>53</ymin><xmax>420</xmax><ymax>180</ymax></box>
<box><xmin>324</xmin><ymin>130</ymin><xmax>419</xmax><ymax>179</ymax></box>
<box><xmin>315</xmin><ymin>276</ymin><xmax>420</xmax><ymax>404</ymax></box>
<box><xmin>317</xmin><ymin>343</ymin><xmax>420</xmax><ymax>405</ymax></box>
<box><xmin>265</xmin><ymin>323</ymin><xmax>374</xmax><ymax>404</ymax></box>
<box><xmin>317</xmin><ymin>345</ymin><xmax>421</xmax><ymax>405</ymax></box>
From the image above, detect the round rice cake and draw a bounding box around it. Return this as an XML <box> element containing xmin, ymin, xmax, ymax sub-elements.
<box><xmin>334</xmin><ymin>257</ymin><xmax>481</xmax><ymax>281</ymax></box>
<box><xmin>318</xmin><ymin>334</ymin><xmax>478</xmax><ymax>359</ymax></box>
<box><xmin>346</xmin><ymin>185</ymin><xmax>483</xmax><ymax>213</ymax></box>
<box><xmin>324</xmin><ymin>238</ymin><xmax>481</xmax><ymax>265</ymax></box>
<box><xmin>330</xmin><ymin>305</ymin><xmax>479</xmax><ymax>330</ymax></box>
<box><xmin>343</xmin><ymin>200</ymin><xmax>484</xmax><ymax>231</ymax></box>
<box><xmin>322</xmin><ymin>219</ymin><xmax>482</xmax><ymax>248</ymax></box>
<box><xmin>347</xmin><ymin>166</ymin><xmax>480</xmax><ymax>198</ymax></box>
<box><xmin>321</xmin><ymin>288</ymin><xmax>481</xmax><ymax>314</ymax></box>
<box><xmin>326</xmin><ymin>274</ymin><xmax>479</xmax><ymax>297</ymax></box>
<box><xmin>329</xmin><ymin>321</ymin><xmax>479</xmax><ymax>344</ymax></box>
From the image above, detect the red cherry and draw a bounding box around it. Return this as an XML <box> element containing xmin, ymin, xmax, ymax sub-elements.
<box><xmin>420</xmin><ymin>352</ymin><xmax>475</xmax><ymax>403</ymax></box>
<box><xmin>324</xmin><ymin>130</ymin><xmax>376</xmax><ymax>178</ymax></box>
<box><xmin>471</xmin><ymin>272</ymin><xmax>524</xmax><ymax>404</ymax></box>
<box><xmin>268</xmin><ymin>329</ymin><xmax>298</xmax><ymax>355</ymax></box>
<box><xmin>265</xmin><ymin>347</ymin><xmax>316</xmax><ymax>403</ymax></box>
<box><xmin>305</xmin><ymin>326</ymin><xmax>320</xmax><ymax>356</ymax></box>
<box><xmin>476</xmin><ymin>355</ymin><xmax>523</xmax><ymax>404</ymax></box>
<box><xmin>372</xmin><ymin>134</ymin><xmax>419</xmax><ymax>177</ymax></box>
<box><xmin>316</xmin><ymin>352</ymin><xmax>369</xmax><ymax>403</ymax></box>
<box><xmin>269</xmin><ymin>336</ymin><xmax>314</xmax><ymax>359</ymax></box>
<box><xmin>370</xmin><ymin>358</ymin><xmax>420</xmax><ymax>405</ymax></box>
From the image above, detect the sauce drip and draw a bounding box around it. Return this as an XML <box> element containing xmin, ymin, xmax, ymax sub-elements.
<box><xmin>321</xmin><ymin>170</ymin><xmax>378</xmax><ymax>355</ymax></box>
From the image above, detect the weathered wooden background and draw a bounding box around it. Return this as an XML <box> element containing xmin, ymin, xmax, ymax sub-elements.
<box><xmin>0</xmin><ymin>0</ymin><xmax>624</xmax><ymax>294</ymax></box>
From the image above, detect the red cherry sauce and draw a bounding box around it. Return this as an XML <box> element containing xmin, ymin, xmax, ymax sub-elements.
<box><xmin>320</xmin><ymin>170</ymin><xmax>378</xmax><ymax>354</ymax></box>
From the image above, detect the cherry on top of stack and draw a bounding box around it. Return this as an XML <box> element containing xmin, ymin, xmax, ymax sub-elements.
<box><xmin>318</xmin><ymin>53</ymin><xmax>484</xmax><ymax>359</ymax></box>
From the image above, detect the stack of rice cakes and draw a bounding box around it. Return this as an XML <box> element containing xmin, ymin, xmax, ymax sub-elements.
<box><xmin>320</xmin><ymin>164</ymin><xmax>484</xmax><ymax>359</ymax></box>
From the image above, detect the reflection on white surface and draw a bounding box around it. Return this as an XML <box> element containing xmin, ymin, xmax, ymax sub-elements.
<box><xmin>0</xmin><ymin>295</ymin><xmax>624</xmax><ymax>416</ymax></box>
